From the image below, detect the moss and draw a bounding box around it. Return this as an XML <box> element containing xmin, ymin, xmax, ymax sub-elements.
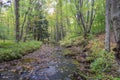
<box><xmin>60</xmin><ymin>40</ymin><xmax>73</xmax><ymax>47</ymax></box>
<box><xmin>21</xmin><ymin>58</ymin><xmax>37</xmax><ymax>63</ymax></box>
<box><xmin>62</xmin><ymin>49</ymin><xmax>77</xmax><ymax>57</ymax></box>
<box><xmin>60</xmin><ymin>35</ymin><xmax>89</xmax><ymax>49</ymax></box>
<box><xmin>0</xmin><ymin>41</ymin><xmax>42</xmax><ymax>62</ymax></box>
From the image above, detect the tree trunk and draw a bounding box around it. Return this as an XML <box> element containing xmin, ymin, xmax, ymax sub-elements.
<box><xmin>59</xmin><ymin>0</ymin><xmax>64</xmax><ymax>40</ymax></box>
<box><xmin>20</xmin><ymin>13</ymin><xmax>27</xmax><ymax>41</ymax></box>
<box><xmin>55</xmin><ymin>3</ymin><xmax>59</xmax><ymax>42</ymax></box>
<box><xmin>111</xmin><ymin>0</ymin><xmax>120</xmax><ymax>69</ymax></box>
<box><xmin>105</xmin><ymin>0</ymin><xmax>111</xmax><ymax>52</ymax></box>
<box><xmin>14</xmin><ymin>0</ymin><xmax>20</xmax><ymax>43</ymax></box>
<box><xmin>75</xmin><ymin>0</ymin><xmax>95</xmax><ymax>38</ymax></box>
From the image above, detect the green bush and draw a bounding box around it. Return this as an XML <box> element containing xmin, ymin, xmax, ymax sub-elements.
<box><xmin>0</xmin><ymin>41</ymin><xmax>42</xmax><ymax>62</ymax></box>
<box><xmin>90</xmin><ymin>49</ymin><xmax>115</xmax><ymax>73</ymax></box>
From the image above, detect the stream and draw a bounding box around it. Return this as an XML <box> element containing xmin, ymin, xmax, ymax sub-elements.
<box><xmin>0</xmin><ymin>45</ymin><xmax>79</xmax><ymax>80</ymax></box>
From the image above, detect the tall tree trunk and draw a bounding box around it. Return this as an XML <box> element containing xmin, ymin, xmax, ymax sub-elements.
<box><xmin>23</xmin><ymin>16</ymin><xmax>30</xmax><ymax>42</ymax></box>
<box><xmin>20</xmin><ymin>12</ymin><xmax>27</xmax><ymax>41</ymax></box>
<box><xmin>60</xmin><ymin>0</ymin><xmax>64</xmax><ymax>40</ymax></box>
<box><xmin>20</xmin><ymin>0</ymin><xmax>32</xmax><ymax>41</ymax></box>
<box><xmin>14</xmin><ymin>0</ymin><xmax>20</xmax><ymax>43</ymax></box>
<box><xmin>88</xmin><ymin>0</ymin><xmax>95</xmax><ymax>33</ymax></box>
<box><xmin>105</xmin><ymin>0</ymin><xmax>111</xmax><ymax>52</ymax></box>
<box><xmin>55</xmin><ymin>2</ymin><xmax>59</xmax><ymax>42</ymax></box>
<box><xmin>111</xmin><ymin>0</ymin><xmax>120</xmax><ymax>70</ymax></box>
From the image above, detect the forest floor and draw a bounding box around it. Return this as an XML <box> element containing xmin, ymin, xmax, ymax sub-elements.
<box><xmin>0</xmin><ymin>34</ymin><xmax>119</xmax><ymax>80</ymax></box>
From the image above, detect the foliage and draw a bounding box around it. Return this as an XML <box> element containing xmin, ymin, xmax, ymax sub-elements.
<box><xmin>90</xmin><ymin>50</ymin><xmax>114</xmax><ymax>73</ymax></box>
<box><xmin>91</xmin><ymin>0</ymin><xmax>105</xmax><ymax>34</ymax></box>
<box><xmin>34</xmin><ymin>15</ymin><xmax>49</xmax><ymax>41</ymax></box>
<box><xmin>0</xmin><ymin>40</ymin><xmax>42</xmax><ymax>62</ymax></box>
<box><xmin>60</xmin><ymin>33</ymin><xmax>120</xmax><ymax>79</ymax></box>
<box><xmin>87</xmin><ymin>39</ymin><xmax>119</xmax><ymax>79</ymax></box>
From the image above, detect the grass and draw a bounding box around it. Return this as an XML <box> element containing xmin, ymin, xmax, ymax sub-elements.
<box><xmin>0</xmin><ymin>40</ymin><xmax>42</xmax><ymax>62</ymax></box>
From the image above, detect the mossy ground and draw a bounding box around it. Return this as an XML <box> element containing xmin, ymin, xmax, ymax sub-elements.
<box><xmin>0</xmin><ymin>40</ymin><xmax>42</xmax><ymax>62</ymax></box>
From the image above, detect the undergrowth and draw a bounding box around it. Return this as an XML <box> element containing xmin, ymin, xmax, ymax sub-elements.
<box><xmin>0</xmin><ymin>40</ymin><xmax>42</xmax><ymax>62</ymax></box>
<box><xmin>60</xmin><ymin>34</ymin><xmax>120</xmax><ymax>79</ymax></box>
<box><xmin>87</xmin><ymin>39</ymin><xmax>120</xmax><ymax>79</ymax></box>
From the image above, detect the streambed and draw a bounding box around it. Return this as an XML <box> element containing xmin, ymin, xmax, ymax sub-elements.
<box><xmin>0</xmin><ymin>45</ymin><xmax>81</xmax><ymax>80</ymax></box>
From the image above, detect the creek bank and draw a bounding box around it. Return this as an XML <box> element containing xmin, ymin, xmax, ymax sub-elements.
<box><xmin>62</xmin><ymin>43</ymin><xmax>94</xmax><ymax>79</ymax></box>
<box><xmin>61</xmin><ymin>35</ymin><xmax>120</xmax><ymax>79</ymax></box>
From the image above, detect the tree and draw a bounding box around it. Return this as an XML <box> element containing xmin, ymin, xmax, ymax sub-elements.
<box><xmin>105</xmin><ymin>0</ymin><xmax>111</xmax><ymax>52</ymax></box>
<box><xmin>73</xmin><ymin>0</ymin><xmax>95</xmax><ymax>38</ymax></box>
<box><xmin>14</xmin><ymin>0</ymin><xmax>20</xmax><ymax>42</ymax></box>
<box><xmin>54</xmin><ymin>0</ymin><xmax>65</xmax><ymax>41</ymax></box>
<box><xmin>19</xmin><ymin>0</ymin><xmax>31</xmax><ymax>41</ymax></box>
<box><xmin>111</xmin><ymin>0</ymin><xmax>120</xmax><ymax>65</ymax></box>
<box><xmin>34</xmin><ymin>15</ymin><xmax>49</xmax><ymax>41</ymax></box>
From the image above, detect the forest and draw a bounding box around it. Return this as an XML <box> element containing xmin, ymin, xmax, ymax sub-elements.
<box><xmin>0</xmin><ymin>0</ymin><xmax>120</xmax><ymax>80</ymax></box>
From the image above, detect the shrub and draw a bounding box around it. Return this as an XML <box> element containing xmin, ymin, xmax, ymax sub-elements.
<box><xmin>88</xmin><ymin>39</ymin><xmax>119</xmax><ymax>79</ymax></box>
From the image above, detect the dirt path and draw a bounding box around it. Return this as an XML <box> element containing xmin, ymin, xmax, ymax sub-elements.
<box><xmin>0</xmin><ymin>44</ymin><xmax>79</xmax><ymax>80</ymax></box>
